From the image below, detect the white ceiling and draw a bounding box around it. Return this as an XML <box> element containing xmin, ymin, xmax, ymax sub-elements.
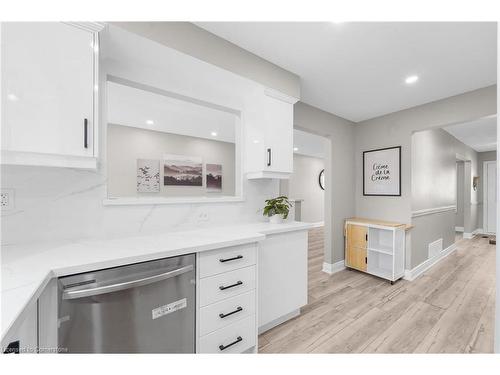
<box><xmin>443</xmin><ymin>116</ymin><xmax>497</xmax><ymax>152</ymax></box>
<box><xmin>195</xmin><ymin>22</ymin><xmax>497</xmax><ymax>122</ymax></box>
<box><xmin>293</xmin><ymin>129</ymin><xmax>327</xmax><ymax>159</ymax></box>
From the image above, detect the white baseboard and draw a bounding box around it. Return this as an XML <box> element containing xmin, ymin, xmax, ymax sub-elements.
<box><xmin>455</xmin><ymin>226</ymin><xmax>464</xmax><ymax>232</ymax></box>
<box><xmin>404</xmin><ymin>243</ymin><xmax>457</xmax><ymax>281</ymax></box>
<box><xmin>322</xmin><ymin>260</ymin><xmax>346</xmax><ymax>275</ymax></box>
<box><xmin>463</xmin><ymin>228</ymin><xmax>482</xmax><ymax>239</ymax></box>
<box><xmin>309</xmin><ymin>221</ymin><xmax>325</xmax><ymax>228</ymax></box>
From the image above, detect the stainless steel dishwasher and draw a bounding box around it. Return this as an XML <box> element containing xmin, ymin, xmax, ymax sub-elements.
<box><xmin>58</xmin><ymin>254</ymin><xmax>195</xmax><ymax>353</ymax></box>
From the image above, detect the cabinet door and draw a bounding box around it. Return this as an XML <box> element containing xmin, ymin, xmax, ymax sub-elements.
<box><xmin>2</xmin><ymin>301</ymin><xmax>38</xmax><ymax>354</ymax></box>
<box><xmin>345</xmin><ymin>224</ymin><xmax>367</xmax><ymax>272</ymax></box>
<box><xmin>2</xmin><ymin>22</ymin><xmax>95</xmax><ymax>157</ymax></box>
<box><xmin>263</xmin><ymin>94</ymin><xmax>293</xmax><ymax>174</ymax></box>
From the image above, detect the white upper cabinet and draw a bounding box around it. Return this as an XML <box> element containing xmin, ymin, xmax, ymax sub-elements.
<box><xmin>245</xmin><ymin>88</ymin><xmax>298</xmax><ymax>179</ymax></box>
<box><xmin>1</xmin><ymin>22</ymin><xmax>102</xmax><ymax>168</ymax></box>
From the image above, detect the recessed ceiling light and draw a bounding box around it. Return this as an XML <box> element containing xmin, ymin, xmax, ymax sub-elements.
<box><xmin>146</xmin><ymin>120</ymin><xmax>154</xmax><ymax>125</ymax></box>
<box><xmin>253</xmin><ymin>140</ymin><xmax>260</xmax><ymax>144</ymax></box>
<box><xmin>211</xmin><ymin>131</ymin><xmax>218</xmax><ymax>137</ymax></box>
<box><xmin>7</xmin><ymin>93</ymin><xmax>19</xmax><ymax>101</ymax></box>
<box><xmin>405</xmin><ymin>75</ymin><xmax>419</xmax><ymax>84</ymax></box>
<box><xmin>293</xmin><ymin>147</ymin><xmax>299</xmax><ymax>152</ymax></box>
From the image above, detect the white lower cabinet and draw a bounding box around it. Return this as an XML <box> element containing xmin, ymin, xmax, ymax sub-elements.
<box><xmin>197</xmin><ymin>244</ymin><xmax>258</xmax><ymax>353</ymax></box>
<box><xmin>199</xmin><ymin>290</ymin><xmax>256</xmax><ymax>336</ymax></box>
<box><xmin>199</xmin><ymin>315</ymin><xmax>256</xmax><ymax>354</ymax></box>
<box><xmin>258</xmin><ymin>230</ymin><xmax>308</xmax><ymax>333</ymax></box>
<box><xmin>1</xmin><ymin>301</ymin><xmax>38</xmax><ymax>354</ymax></box>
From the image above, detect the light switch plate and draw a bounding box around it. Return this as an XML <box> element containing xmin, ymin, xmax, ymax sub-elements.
<box><xmin>1</xmin><ymin>188</ymin><xmax>15</xmax><ymax>210</ymax></box>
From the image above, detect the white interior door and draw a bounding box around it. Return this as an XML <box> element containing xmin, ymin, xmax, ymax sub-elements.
<box><xmin>485</xmin><ymin>161</ymin><xmax>497</xmax><ymax>234</ymax></box>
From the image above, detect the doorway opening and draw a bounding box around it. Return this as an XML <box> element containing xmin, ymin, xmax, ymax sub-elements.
<box><xmin>280</xmin><ymin>128</ymin><xmax>329</xmax><ymax>277</ymax></box>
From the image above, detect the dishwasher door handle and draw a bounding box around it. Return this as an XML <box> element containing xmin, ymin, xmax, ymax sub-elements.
<box><xmin>62</xmin><ymin>264</ymin><xmax>194</xmax><ymax>300</ymax></box>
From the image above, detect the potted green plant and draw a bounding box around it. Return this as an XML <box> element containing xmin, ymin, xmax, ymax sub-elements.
<box><xmin>263</xmin><ymin>196</ymin><xmax>293</xmax><ymax>224</ymax></box>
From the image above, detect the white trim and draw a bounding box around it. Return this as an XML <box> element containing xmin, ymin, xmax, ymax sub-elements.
<box><xmin>464</xmin><ymin>228</ymin><xmax>482</xmax><ymax>239</ymax></box>
<box><xmin>309</xmin><ymin>221</ymin><xmax>325</xmax><ymax>228</ymax></box>
<box><xmin>264</xmin><ymin>88</ymin><xmax>299</xmax><ymax>104</ymax></box>
<box><xmin>322</xmin><ymin>260</ymin><xmax>346</xmax><ymax>275</ymax></box>
<box><xmin>103</xmin><ymin>196</ymin><xmax>245</xmax><ymax>206</ymax></box>
<box><xmin>246</xmin><ymin>171</ymin><xmax>291</xmax><ymax>179</ymax></box>
<box><xmin>1</xmin><ymin>151</ymin><xmax>97</xmax><ymax>169</ymax></box>
<box><xmin>411</xmin><ymin>205</ymin><xmax>457</xmax><ymax>218</ymax></box>
<box><xmin>404</xmin><ymin>242</ymin><xmax>457</xmax><ymax>281</ymax></box>
<box><xmin>484</xmin><ymin>160</ymin><xmax>497</xmax><ymax>234</ymax></box>
<box><xmin>63</xmin><ymin>22</ymin><xmax>106</xmax><ymax>33</ymax></box>
<box><xmin>455</xmin><ymin>226</ymin><xmax>464</xmax><ymax>232</ymax></box>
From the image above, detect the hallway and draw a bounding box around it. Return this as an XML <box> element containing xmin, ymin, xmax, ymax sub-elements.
<box><xmin>258</xmin><ymin>231</ymin><xmax>495</xmax><ymax>353</ymax></box>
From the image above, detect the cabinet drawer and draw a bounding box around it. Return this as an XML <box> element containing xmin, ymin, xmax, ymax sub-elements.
<box><xmin>200</xmin><ymin>290</ymin><xmax>255</xmax><ymax>336</ymax></box>
<box><xmin>199</xmin><ymin>266</ymin><xmax>256</xmax><ymax>307</ymax></box>
<box><xmin>199</xmin><ymin>244</ymin><xmax>256</xmax><ymax>278</ymax></box>
<box><xmin>199</xmin><ymin>315</ymin><xmax>256</xmax><ymax>354</ymax></box>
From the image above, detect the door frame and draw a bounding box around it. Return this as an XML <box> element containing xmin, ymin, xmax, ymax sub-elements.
<box><xmin>483</xmin><ymin>160</ymin><xmax>497</xmax><ymax>234</ymax></box>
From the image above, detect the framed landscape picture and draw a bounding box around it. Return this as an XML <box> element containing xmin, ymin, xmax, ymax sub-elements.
<box><xmin>163</xmin><ymin>154</ymin><xmax>203</xmax><ymax>186</ymax></box>
<box><xmin>363</xmin><ymin>146</ymin><xmax>401</xmax><ymax>196</ymax></box>
<box><xmin>206</xmin><ymin>163</ymin><xmax>222</xmax><ymax>192</ymax></box>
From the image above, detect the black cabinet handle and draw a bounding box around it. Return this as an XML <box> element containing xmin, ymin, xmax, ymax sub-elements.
<box><xmin>267</xmin><ymin>148</ymin><xmax>272</xmax><ymax>166</ymax></box>
<box><xmin>219</xmin><ymin>336</ymin><xmax>243</xmax><ymax>351</ymax></box>
<box><xmin>219</xmin><ymin>306</ymin><xmax>243</xmax><ymax>319</ymax></box>
<box><xmin>83</xmin><ymin>118</ymin><xmax>88</xmax><ymax>149</ymax></box>
<box><xmin>219</xmin><ymin>280</ymin><xmax>243</xmax><ymax>290</ymax></box>
<box><xmin>219</xmin><ymin>255</ymin><xmax>243</xmax><ymax>263</ymax></box>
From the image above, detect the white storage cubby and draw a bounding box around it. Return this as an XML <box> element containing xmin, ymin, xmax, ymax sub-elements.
<box><xmin>345</xmin><ymin>219</ymin><xmax>407</xmax><ymax>283</ymax></box>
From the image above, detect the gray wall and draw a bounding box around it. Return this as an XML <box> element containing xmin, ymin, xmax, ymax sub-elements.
<box><xmin>456</xmin><ymin>161</ymin><xmax>464</xmax><ymax>228</ymax></box>
<box><xmin>411</xmin><ymin>128</ymin><xmax>479</xmax><ymax>267</ymax></box>
<box><xmin>477</xmin><ymin>150</ymin><xmax>497</xmax><ymax>229</ymax></box>
<box><xmin>354</xmin><ymin>85</ymin><xmax>496</xmax><ymax>269</ymax></box>
<box><xmin>107</xmin><ymin>124</ymin><xmax>235</xmax><ymax>197</ymax></box>
<box><xmin>110</xmin><ymin>22</ymin><xmax>300</xmax><ymax>99</ymax></box>
<box><xmin>286</xmin><ymin>154</ymin><xmax>325</xmax><ymax>223</ymax></box>
<box><xmin>294</xmin><ymin>102</ymin><xmax>356</xmax><ymax>264</ymax></box>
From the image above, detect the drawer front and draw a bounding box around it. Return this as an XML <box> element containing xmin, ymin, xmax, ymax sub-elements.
<box><xmin>199</xmin><ymin>244</ymin><xmax>257</xmax><ymax>278</ymax></box>
<box><xmin>199</xmin><ymin>315</ymin><xmax>256</xmax><ymax>354</ymax></box>
<box><xmin>199</xmin><ymin>266</ymin><xmax>256</xmax><ymax>307</ymax></box>
<box><xmin>200</xmin><ymin>290</ymin><xmax>256</xmax><ymax>336</ymax></box>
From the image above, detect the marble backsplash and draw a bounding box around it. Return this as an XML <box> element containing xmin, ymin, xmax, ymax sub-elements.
<box><xmin>1</xmin><ymin>165</ymin><xmax>279</xmax><ymax>247</ymax></box>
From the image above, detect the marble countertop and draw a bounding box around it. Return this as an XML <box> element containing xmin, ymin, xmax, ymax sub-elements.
<box><xmin>1</xmin><ymin>220</ymin><xmax>313</xmax><ymax>341</ymax></box>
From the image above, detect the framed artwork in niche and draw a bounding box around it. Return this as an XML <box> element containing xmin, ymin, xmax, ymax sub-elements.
<box><xmin>363</xmin><ymin>146</ymin><xmax>401</xmax><ymax>196</ymax></box>
<box><xmin>163</xmin><ymin>154</ymin><xmax>203</xmax><ymax>186</ymax></box>
<box><xmin>137</xmin><ymin>159</ymin><xmax>160</xmax><ymax>193</ymax></box>
<box><xmin>206</xmin><ymin>163</ymin><xmax>222</xmax><ymax>192</ymax></box>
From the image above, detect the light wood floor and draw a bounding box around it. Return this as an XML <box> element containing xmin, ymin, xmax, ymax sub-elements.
<box><xmin>258</xmin><ymin>227</ymin><xmax>496</xmax><ymax>353</ymax></box>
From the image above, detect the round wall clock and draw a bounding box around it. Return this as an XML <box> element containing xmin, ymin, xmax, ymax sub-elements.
<box><xmin>319</xmin><ymin>169</ymin><xmax>325</xmax><ymax>190</ymax></box>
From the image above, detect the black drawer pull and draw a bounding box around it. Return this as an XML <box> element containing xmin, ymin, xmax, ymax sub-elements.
<box><xmin>219</xmin><ymin>306</ymin><xmax>243</xmax><ymax>319</ymax></box>
<box><xmin>83</xmin><ymin>118</ymin><xmax>88</xmax><ymax>149</ymax></box>
<box><xmin>267</xmin><ymin>148</ymin><xmax>272</xmax><ymax>167</ymax></box>
<box><xmin>219</xmin><ymin>336</ymin><xmax>243</xmax><ymax>351</ymax></box>
<box><xmin>219</xmin><ymin>280</ymin><xmax>243</xmax><ymax>290</ymax></box>
<box><xmin>219</xmin><ymin>255</ymin><xmax>243</xmax><ymax>263</ymax></box>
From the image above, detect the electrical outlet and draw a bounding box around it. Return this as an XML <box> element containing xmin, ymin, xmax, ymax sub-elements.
<box><xmin>198</xmin><ymin>212</ymin><xmax>209</xmax><ymax>222</ymax></box>
<box><xmin>1</xmin><ymin>189</ymin><xmax>15</xmax><ymax>211</ymax></box>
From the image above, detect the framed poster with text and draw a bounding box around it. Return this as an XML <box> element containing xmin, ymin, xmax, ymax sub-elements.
<box><xmin>363</xmin><ymin>146</ymin><xmax>401</xmax><ymax>196</ymax></box>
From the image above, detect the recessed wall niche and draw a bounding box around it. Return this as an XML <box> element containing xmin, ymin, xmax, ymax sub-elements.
<box><xmin>106</xmin><ymin>79</ymin><xmax>239</xmax><ymax>200</ymax></box>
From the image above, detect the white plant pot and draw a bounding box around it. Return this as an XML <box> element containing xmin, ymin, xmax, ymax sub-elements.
<box><xmin>269</xmin><ymin>214</ymin><xmax>284</xmax><ymax>224</ymax></box>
